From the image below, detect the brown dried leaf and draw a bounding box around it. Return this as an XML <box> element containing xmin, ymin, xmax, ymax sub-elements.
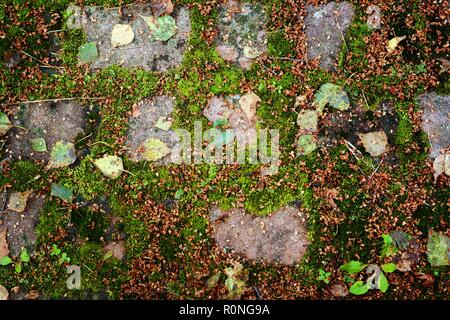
<box><xmin>7</xmin><ymin>190</ymin><xmax>33</xmax><ymax>213</ymax></box>
<box><xmin>0</xmin><ymin>229</ymin><xmax>9</xmax><ymax>258</ymax></box>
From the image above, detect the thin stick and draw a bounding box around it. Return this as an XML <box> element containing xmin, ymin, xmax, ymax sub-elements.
<box><xmin>334</xmin><ymin>11</ymin><xmax>348</xmax><ymax>52</ymax></box>
<box><xmin>369</xmin><ymin>159</ymin><xmax>383</xmax><ymax>180</ymax></box>
<box><xmin>273</xmin><ymin>56</ymin><xmax>306</xmax><ymax>62</ymax></box>
<box><xmin>20</xmin><ymin>50</ymin><xmax>64</xmax><ymax>70</ymax></box>
<box><xmin>75</xmin><ymin>133</ymin><xmax>93</xmax><ymax>145</ymax></box>
<box><xmin>1</xmin><ymin>97</ymin><xmax>107</xmax><ymax>107</ymax></box>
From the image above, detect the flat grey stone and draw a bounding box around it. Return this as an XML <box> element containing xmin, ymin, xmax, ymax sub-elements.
<box><xmin>418</xmin><ymin>93</ymin><xmax>450</xmax><ymax>159</ymax></box>
<box><xmin>305</xmin><ymin>2</ymin><xmax>354</xmax><ymax>71</ymax></box>
<box><xmin>210</xmin><ymin>205</ymin><xmax>308</xmax><ymax>265</ymax></box>
<box><xmin>3</xmin><ymin>101</ymin><xmax>88</xmax><ymax>164</ymax></box>
<box><xmin>0</xmin><ymin>192</ymin><xmax>45</xmax><ymax>257</ymax></box>
<box><xmin>215</xmin><ymin>0</ymin><xmax>267</xmax><ymax>70</ymax></box>
<box><xmin>67</xmin><ymin>4</ymin><xmax>191</xmax><ymax>72</ymax></box>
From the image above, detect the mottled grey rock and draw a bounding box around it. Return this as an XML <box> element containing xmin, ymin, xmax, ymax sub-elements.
<box><xmin>419</xmin><ymin>93</ymin><xmax>450</xmax><ymax>159</ymax></box>
<box><xmin>67</xmin><ymin>4</ymin><xmax>191</xmax><ymax>72</ymax></box>
<box><xmin>215</xmin><ymin>0</ymin><xmax>267</xmax><ymax>69</ymax></box>
<box><xmin>305</xmin><ymin>2</ymin><xmax>354</xmax><ymax>71</ymax></box>
<box><xmin>3</xmin><ymin>101</ymin><xmax>88</xmax><ymax>164</ymax></box>
<box><xmin>210</xmin><ymin>205</ymin><xmax>308</xmax><ymax>265</ymax></box>
<box><xmin>0</xmin><ymin>192</ymin><xmax>45</xmax><ymax>257</ymax></box>
<box><xmin>126</xmin><ymin>95</ymin><xmax>178</xmax><ymax>164</ymax></box>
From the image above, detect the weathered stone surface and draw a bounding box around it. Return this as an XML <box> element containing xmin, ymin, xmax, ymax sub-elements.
<box><xmin>3</xmin><ymin>101</ymin><xmax>87</xmax><ymax>164</ymax></box>
<box><xmin>0</xmin><ymin>192</ymin><xmax>45</xmax><ymax>257</ymax></box>
<box><xmin>215</xmin><ymin>0</ymin><xmax>267</xmax><ymax>70</ymax></box>
<box><xmin>203</xmin><ymin>95</ymin><xmax>258</xmax><ymax>147</ymax></box>
<box><xmin>210</xmin><ymin>205</ymin><xmax>308</xmax><ymax>265</ymax></box>
<box><xmin>67</xmin><ymin>4</ymin><xmax>191</xmax><ymax>72</ymax></box>
<box><xmin>305</xmin><ymin>2</ymin><xmax>354</xmax><ymax>71</ymax></box>
<box><xmin>418</xmin><ymin>93</ymin><xmax>450</xmax><ymax>159</ymax></box>
<box><xmin>126</xmin><ymin>95</ymin><xmax>178</xmax><ymax>164</ymax></box>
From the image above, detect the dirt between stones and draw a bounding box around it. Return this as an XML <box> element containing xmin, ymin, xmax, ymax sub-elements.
<box><xmin>210</xmin><ymin>205</ymin><xmax>308</xmax><ymax>265</ymax></box>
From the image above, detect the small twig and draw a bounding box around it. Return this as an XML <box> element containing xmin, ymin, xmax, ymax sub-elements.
<box><xmin>88</xmin><ymin>141</ymin><xmax>113</xmax><ymax>148</ymax></box>
<box><xmin>1</xmin><ymin>97</ymin><xmax>107</xmax><ymax>107</ymax></box>
<box><xmin>20</xmin><ymin>50</ymin><xmax>64</xmax><ymax>70</ymax></box>
<box><xmin>361</xmin><ymin>90</ymin><xmax>370</xmax><ymax>109</ymax></box>
<box><xmin>273</xmin><ymin>56</ymin><xmax>306</xmax><ymax>62</ymax></box>
<box><xmin>369</xmin><ymin>159</ymin><xmax>383</xmax><ymax>180</ymax></box>
<box><xmin>334</xmin><ymin>11</ymin><xmax>348</xmax><ymax>52</ymax></box>
<box><xmin>75</xmin><ymin>133</ymin><xmax>93</xmax><ymax>145</ymax></box>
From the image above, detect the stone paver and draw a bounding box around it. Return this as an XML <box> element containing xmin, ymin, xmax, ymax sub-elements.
<box><xmin>0</xmin><ymin>192</ymin><xmax>45</xmax><ymax>257</ymax></box>
<box><xmin>215</xmin><ymin>0</ymin><xmax>267</xmax><ymax>70</ymax></box>
<box><xmin>126</xmin><ymin>95</ymin><xmax>178</xmax><ymax>164</ymax></box>
<box><xmin>305</xmin><ymin>2</ymin><xmax>354</xmax><ymax>71</ymax></box>
<box><xmin>210</xmin><ymin>205</ymin><xmax>308</xmax><ymax>265</ymax></box>
<box><xmin>3</xmin><ymin>100</ymin><xmax>87</xmax><ymax>164</ymax></box>
<box><xmin>67</xmin><ymin>4</ymin><xmax>191</xmax><ymax>72</ymax></box>
<box><xmin>418</xmin><ymin>93</ymin><xmax>450</xmax><ymax>159</ymax></box>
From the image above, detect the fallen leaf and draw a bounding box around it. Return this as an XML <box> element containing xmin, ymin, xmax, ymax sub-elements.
<box><xmin>366</xmin><ymin>5</ymin><xmax>381</xmax><ymax>30</ymax></box>
<box><xmin>30</xmin><ymin>137</ymin><xmax>47</xmax><ymax>152</ymax></box>
<box><xmin>0</xmin><ymin>112</ymin><xmax>12</xmax><ymax>136</ymax></box>
<box><xmin>94</xmin><ymin>155</ymin><xmax>124</xmax><ymax>180</ymax></box>
<box><xmin>206</xmin><ymin>271</ymin><xmax>221</xmax><ymax>289</ymax></box>
<box><xmin>48</xmin><ymin>141</ymin><xmax>77</xmax><ymax>169</ymax></box>
<box><xmin>224</xmin><ymin>262</ymin><xmax>248</xmax><ymax>299</ymax></box>
<box><xmin>427</xmin><ymin>230</ymin><xmax>449</xmax><ymax>267</ymax></box>
<box><xmin>153</xmin><ymin>0</ymin><xmax>174</xmax><ymax>18</ymax></box>
<box><xmin>387</xmin><ymin>36</ymin><xmax>406</xmax><ymax>54</ymax></box>
<box><xmin>297</xmin><ymin>109</ymin><xmax>318</xmax><ymax>132</ymax></box>
<box><xmin>7</xmin><ymin>190</ymin><xmax>33</xmax><ymax>213</ymax></box>
<box><xmin>154</xmin><ymin>116</ymin><xmax>172</xmax><ymax>131</ymax></box>
<box><xmin>25</xmin><ymin>290</ymin><xmax>39</xmax><ymax>300</ymax></box>
<box><xmin>51</xmin><ymin>184</ymin><xmax>73</xmax><ymax>202</ymax></box>
<box><xmin>143</xmin><ymin>15</ymin><xmax>177</xmax><ymax>42</ymax></box>
<box><xmin>103</xmin><ymin>241</ymin><xmax>125</xmax><ymax>260</ymax></box>
<box><xmin>243</xmin><ymin>46</ymin><xmax>261</xmax><ymax>59</ymax></box>
<box><xmin>297</xmin><ymin>134</ymin><xmax>317</xmax><ymax>156</ymax></box>
<box><xmin>314</xmin><ymin>83</ymin><xmax>350</xmax><ymax>114</ymax></box>
<box><xmin>77</xmin><ymin>42</ymin><xmax>98</xmax><ymax>64</ymax></box>
<box><xmin>111</xmin><ymin>24</ymin><xmax>135</xmax><ymax>48</ymax></box>
<box><xmin>239</xmin><ymin>91</ymin><xmax>260</xmax><ymax>125</ymax></box>
<box><xmin>329</xmin><ymin>283</ymin><xmax>348</xmax><ymax>297</ymax></box>
<box><xmin>0</xmin><ymin>285</ymin><xmax>8</xmax><ymax>300</ymax></box>
<box><xmin>358</xmin><ymin>131</ymin><xmax>388</xmax><ymax>157</ymax></box>
<box><xmin>0</xmin><ymin>229</ymin><xmax>9</xmax><ymax>258</ymax></box>
<box><xmin>143</xmin><ymin>138</ymin><xmax>171</xmax><ymax>161</ymax></box>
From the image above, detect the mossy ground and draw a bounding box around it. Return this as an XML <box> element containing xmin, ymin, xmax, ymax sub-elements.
<box><xmin>0</xmin><ymin>0</ymin><xmax>448</xmax><ymax>299</ymax></box>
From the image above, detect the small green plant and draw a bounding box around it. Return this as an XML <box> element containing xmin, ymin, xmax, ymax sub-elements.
<box><xmin>340</xmin><ymin>234</ymin><xmax>399</xmax><ymax>295</ymax></box>
<box><xmin>318</xmin><ymin>269</ymin><xmax>332</xmax><ymax>284</ymax></box>
<box><xmin>0</xmin><ymin>249</ymin><xmax>31</xmax><ymax>273</ymax></box>
<box><xmin>51</xmin><ymin>244</ymin><xmax>71</xmax><ymax>265</ymax></box>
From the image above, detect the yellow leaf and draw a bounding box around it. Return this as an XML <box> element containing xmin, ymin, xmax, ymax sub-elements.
<box><xmin>387</xmin><ymin>36</ymin><xmax>406</xmax><ymax>53</ymax></box>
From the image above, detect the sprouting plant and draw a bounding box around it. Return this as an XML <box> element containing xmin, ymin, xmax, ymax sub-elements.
<box><xmin>318</xmin><ymin>269</ymin><xmax>332</xmax><ymax>284</ymax></box>
<box><xmin>339</xmin><ymin>234</ymin><xmax>400</xmax><ymax>295</ymax></box>
<box><xmin>50</xmin><ymin>244</ymin><xmax>71</xmax><ymax>265</ymax></box>
<box><xmin>0</xmin><ymin>249</ymin><xmax>31</xmax><ymax>273</ymax></box>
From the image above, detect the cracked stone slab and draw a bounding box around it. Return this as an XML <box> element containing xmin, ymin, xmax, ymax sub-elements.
<box><xmin>67</xmin><ymin>4</ymin><xmax>191</xmax><ymax>72</ymax></box>
<box><xmin>305</xmin><ymin>1</ymin><xmax>354</xmax><ymax>71</ymax></box>
<box><xmin>215</xmin><ymin>0</ymin><xmax>267</xmax><ymax>70</ymax></box>
<box><xmin>0</xmin><ymin>192</ymin><xmax>45</xmax><ymax>257</ymax></box>
<box><xmin>418</xmin><ymin>93</ymin><xmax>450</xmax><ymax>159</ymax></box>
<box><xmin>2</xmin><ymin>101</ymin><xmax>88</xmax><ymax>163</ymax></box>
<box><xmin>126</xmin><ymin>95</ymin><xmax>179</xmax><ymax>164</ymax></box>
<box><xmin>210</xmin><ymin>205</ymin><xmax>308</xmax><ymax>265</ymax></box>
